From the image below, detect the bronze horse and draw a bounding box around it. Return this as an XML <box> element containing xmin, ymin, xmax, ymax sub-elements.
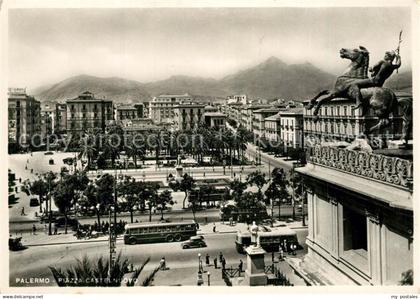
<box><xmin>306</xmin><ymin>46</ymin><xmax>412</xmax><ymax>144</ymax></box>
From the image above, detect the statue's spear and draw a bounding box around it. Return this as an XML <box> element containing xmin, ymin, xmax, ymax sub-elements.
<box><xmin>396</xmin><ymin>30</ymin><xmax>403</xmax><ymax>73</ymax></box>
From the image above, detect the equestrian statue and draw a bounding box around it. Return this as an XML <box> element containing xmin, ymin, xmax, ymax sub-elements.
<box><xmin>306</xmin><ymin>41</ymin><xmax>412</xmax><ymax>147</ymax></box>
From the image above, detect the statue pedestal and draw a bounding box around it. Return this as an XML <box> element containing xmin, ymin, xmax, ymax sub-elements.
<box><xmin>243</xmin><ymin>245</ymin><xmax>267</xmax><ymax>286</ymax></box>
<box><xmin>176</xmin><ymin>166</ymin><xmax>183</xmax><ymax>179</ymax></box>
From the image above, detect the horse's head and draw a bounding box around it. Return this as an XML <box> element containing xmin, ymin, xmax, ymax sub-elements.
<box><xmin>339</xmin><ymin>46</ymin><xmax>369</xmax><ymax>79</ymax></box>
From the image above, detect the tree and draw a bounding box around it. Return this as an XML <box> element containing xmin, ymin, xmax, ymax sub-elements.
<box><xmin>229</xmin><ymin>179</ymin><xmax>248</xmax><ymax>204</ymax></box>
<box><xmin>246</xmin><ymin>171</ymin><xmax>267</xmax><ymax>202</ymax></box>
<box><xmin>49</xmin><ymin>252</ymin><xmax>159</xmax><ymax>286</ymax></box>
<box><xmin>30</xmin><ymin>178</ymin><xmax>48</xmax><ymax>213</ymax></box>
<box><xmin>96</xmin><ymin>173</ymin><xmax>116</xmax><ymax>221</ymax></box>
<box><xmin>156</xmin><ymin>190</ymin><xmax>174</xmax><ymax>220</ymax></box>
<box><xmin>288</xmin><ymin>169</ymin><xmax>304</xmax><ymax>220</ymax></box>
<box><xmin>119</xmin><ymin>176</ymin><xmax>143</xmax><ymax>223</ymax></box>
<box><xmin>52</xmin><ymin>179</ymin><xmax>74</xmax><ymax>234</ymax></box>
<box><xmin>170</xmin><ymin>173</ymin><xmax>196</xmax><ymax>209</ymax></box>
<box><xmin>141</xmin><ymin>182</ymin><xmax>160</xmax><ymax>222</ymax></box>
<box><xmin>78</xmin><ymin>134</ymin><xmax>98</xmax><ymax>169</ymax></box>
<box><xmin>267</xmin><ymin>168</ymin><xmax>290</xmax><ymax>220</ymax></box>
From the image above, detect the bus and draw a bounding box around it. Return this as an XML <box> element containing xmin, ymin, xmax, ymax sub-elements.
<box><xmin>124</xmin><ymin>221</ymin><xmax>197</xmax><ymax>245</ymax></box>
<box><xmin>235</xmin><ymin>225</ymin><xmax>299</xmax><ymax>253</ymax></box>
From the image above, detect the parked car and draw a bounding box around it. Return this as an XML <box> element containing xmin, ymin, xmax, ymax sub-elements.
<box><xmin>29</xmin><ymin>198</ymin><xmax>40</xmax><ymax>207</ymax></box>
<box><xmin>44</xmin><ymin>151</ymin><xmax>54</xmax><ymax>155</ymax></box>
<box><xmin>181</xmin><ymin>236</ymin><xmax>207</xmax><ymax>249</ymax></box>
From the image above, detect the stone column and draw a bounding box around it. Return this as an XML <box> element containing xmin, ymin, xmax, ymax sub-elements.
<box><xmin>330</xmin><ymin>197</ymin><xmax>339</xmax><ymax>259</ymax></box>
<box><xmin>243</xmin><ymin>246</ymin><xmax>268</xmax><ymax>286</ymax></box>
<box><xmin>307</xmin><ymin>187</ymin><xmax>315</xmax><ymax>242</ymax></box>
<box><xmin>367</xmin><ymin>211</ymin><xmax>382</xmax><ymax>285</ymax></box>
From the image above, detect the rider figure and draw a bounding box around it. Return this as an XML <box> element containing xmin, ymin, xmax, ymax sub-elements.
<box><xmin>351</xmin><ymin>50</ymin><xmax>401</xmax><ymax>110</ymax></box>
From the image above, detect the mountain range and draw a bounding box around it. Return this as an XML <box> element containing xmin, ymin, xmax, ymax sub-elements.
<box><xmin>32</xmin><ymin>56</ymin><xmax>412</xmax><ymax>104</ymax></box>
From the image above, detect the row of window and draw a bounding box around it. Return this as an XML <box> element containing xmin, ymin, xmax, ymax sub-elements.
<box><xmin>127</xmin><ymin>224</ymin><xmax>195</xmax><ymax>235</ymax></box>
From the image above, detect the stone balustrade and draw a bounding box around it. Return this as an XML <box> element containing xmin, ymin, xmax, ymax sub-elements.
<box><xmin>307</xmin><ymin>146</ymin><xmax>413</xmax><ymax>191</ymax></box>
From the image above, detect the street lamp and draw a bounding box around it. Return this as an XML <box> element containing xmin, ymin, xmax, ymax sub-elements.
<box><xmin>197</xmin><ymin>253</ymin><xmax>203</xmax><ymax>286</ymax></box>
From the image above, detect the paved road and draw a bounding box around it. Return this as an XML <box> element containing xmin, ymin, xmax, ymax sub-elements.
<box><xmin>9</xmin><ymin>229</ymin><xmax>308</xmax><ymax>287</ymax></box>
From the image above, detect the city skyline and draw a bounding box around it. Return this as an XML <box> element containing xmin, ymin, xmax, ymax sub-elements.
<box><xmin>9</xmin><ymin>7</ymin><xmax>411</xmax><ymax>90</ymax></box>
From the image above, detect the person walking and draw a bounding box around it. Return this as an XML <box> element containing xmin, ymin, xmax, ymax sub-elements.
<box><xmin>205</xmin><ymin>254</ymin><xmax>210</xmax><ymax>266</ymax></box>
<box><xmin>21</xmin><ymin>207</ymin><xmax>25</xmax><ymax>216</ymax></box>
<box><xmin>221</xmin><ymin>257</ymin><xmax>226</xmax><ymax>270</ymax></box>
<box><xmin>219</xmin><ymin>252</ymin><xmax>223</xmax><ymax>263</ymax></box>
<box><xmin>213</xmin><ymin>257</ymin><xmax>218</xmax><ymax>269</ymax></box>
<box><xmin>238</xmin><ymin>259</ymin><xmax>243</xmax><ymax>274</ymax></box>
<box><xmin>54</xmin><ymin>225</ymin><xmax>58</xmax><ymax>235</ymax></box>
<box><xmin>212</xmin><ymin>223</ymin><xmax>216</xmax><ymax>233</ymax></box>
<box><xmin>160</xmin><ymin>257</ymin><xmax>166</xmax><ymax>270</ymax></box>
<box><xmin>32</xmin><ymin>224</ymin><xmax>37</xmax><ymax>235</ymax></box>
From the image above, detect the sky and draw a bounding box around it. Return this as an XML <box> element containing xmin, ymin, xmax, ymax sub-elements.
<box><xmin>8</xmin><ymin>7</ymin><xmax>412</xmax><ymax>90</ymax></box>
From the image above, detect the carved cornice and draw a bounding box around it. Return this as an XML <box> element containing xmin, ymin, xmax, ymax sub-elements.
<box><xmin>307</xmin><ymin>146</ymin><xmax>413</xmax><ymax>191</ymax></box>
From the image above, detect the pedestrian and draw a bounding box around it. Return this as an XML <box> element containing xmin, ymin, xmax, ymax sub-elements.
<box><xmin>229</xmin><ymin>217</ymin><xmax>233</xmax><ymax>226</ymax></box>
<box><xmin>32</xmin><ymin>224</ymin><xmax>36</xmax><ymax>235</ymax></box>
<box><xmin>21</xmin><ymin>207</ymin><xmax>25</xmax><ymax>216</ymax></box>
<box><xmin>219</xmin><ymin>252</ymin><xmax>223</xmax><ymax>263</ymax></box>
<box><xmin>212</xmin><ymin>223</ymin><xmax>216</xmax><ymax>233</ymax></box>
<box><xmin>279</xmin><ymin>247</ymin><xmax>284</xmax><ymax>261</ymax></box>
<box><xmin>205</xmin><ymin>254</ymin><xmax>210</xmax><ymax>266</ymax></box>
<box><xmin>238</xmin><ymin>259</ymin><xmax>243</xmax><ymax>273</ymax></box>
<box><xmin>213</xmin><ymin>257</ymin><xmax>218</xmax><ymax>269</ymax></box>
<box><xmin>54</xmin><ymin>225</ymin><xmax>58</xmax><ymax>235</ymax></box>
<box><xmin>221</xmin><ymin>257</ymin><xmax>226</xmax><ymax>270</ymax></box>
<box><xmin>204</xmin><ymin>216</ymin><xmax>208</xmax><ymax>224</ymax></box>
<box><xmin>160</xmin><ymin>257</ymin><xmax>166</xmax><ymax>270</ymax></box>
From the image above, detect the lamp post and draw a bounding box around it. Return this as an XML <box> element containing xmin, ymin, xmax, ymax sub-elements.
<box><xmin>197</xmin><ymin>253</ymin><xmax>203</xmax><ymax>286</ymax></box>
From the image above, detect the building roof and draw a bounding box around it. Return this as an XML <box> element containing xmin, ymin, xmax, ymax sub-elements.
<box><xmin>253</xmin><ymin>108</ymin><xmax>280</xmax><ymax>114</ymax></box>
<box><xmin>116</xmin><ymin>105</ymin><xmax>138</xmax><ymax>110</ymax></box>
<box><xmin>279</xmin><ymin>107</ymin><xmax>304</xmax><ymax>115</ymax></box>
<box><xmin>264</xmin><ymin>113</ymin><xmax>282</xmax><ymax>121</ymax></box>
<box><xmin>66</xmin><ymin>91</ymin><xmax>112</xmax><ymax>103</ymax></box>
<box><xmin>204</xmin><ymin>112</ymin><xmax>226</xmax><ymax>117</ymax></box>
<box><xmin>174</xmin><ymin>103</ymin><xmax>205</xmax><ymax>108</ymax></box>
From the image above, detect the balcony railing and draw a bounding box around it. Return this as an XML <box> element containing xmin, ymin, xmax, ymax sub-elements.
<box><xmin>307</xmin><ymin>146</ymin><xmax>413</xmax><ymax>191</ymax></box>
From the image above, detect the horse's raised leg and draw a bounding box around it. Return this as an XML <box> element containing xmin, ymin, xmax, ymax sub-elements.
<box><xmin>306</xmin><ymin>90</ymin><xmax>329</xmax><ymax>110</ymax></box>
<box><xmin>313</xmin><ymin>92</ymin><xmax>337</xmax><ymax>117</ymax></box>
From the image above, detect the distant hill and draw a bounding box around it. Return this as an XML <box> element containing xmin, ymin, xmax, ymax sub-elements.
<box><xmin>384</xmin><ymin>71</ymin><xmax>412</xmax><ymax>93</ymax></box>
<box><xmin>32</xmin><ymin>57</ymin><xmax>412</xmax><ymax>104</ymax></box>
<box><xmin>35</xmin><ymin>74</ymin><xmax>151</xmax><ymax>103</ymax></box>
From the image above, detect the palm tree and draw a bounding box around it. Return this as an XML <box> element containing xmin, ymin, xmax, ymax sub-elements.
<box><xmin>78</xmin><ymin>133</ymin><xmax>98</xmax><ymax>169</ymax></box>
<box><xmin>49</xmin><ymin>252</ymin><xmax>159</xmax><ymax>286</ymax></box>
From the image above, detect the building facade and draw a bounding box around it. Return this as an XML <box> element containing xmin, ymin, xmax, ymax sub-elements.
<box><xmin>115</xmin><ymin>104</ymin><xmax>144</xmax><ymax>121</ymax></box>
<box><xmin>264</xmin><ymin>113</ymin><xmax>281</xmax><ymax>143</ymax></box>
<box><xmin>150</xmin><ymin>94</ymin><xmax>193</xmax><ymax>123</ymax></box>
<box><xmin>303</xmin><ymin>97</ymin><xmax>407</xmax><ymax>146</ymax></box>
<box><xmin>204</xmin><ymin>112</ymin><xmax>226</xmax><ymax>129</ymax></box>
<box><xmin>8</xmin><ymin>88</ymin><xmax>42</xmax><ymax>147</ymax></box>
<box><xmin>55</xmin><ymin>103</ymin><xmax>67</xmax><ymax>134</ymax></box>
<box><xmin>293</xmin><ymin>146</ymin><xmax>413</xmax><ymax>285</ymax></box>
<box><xmin>252</xmin><ymin>108</ymin><xmax>280</xmax><ymax>139</ymax></box>
<box><xmin>279</xmin><ymin>108</ymin><xmax>304</xmax><ymax>150</ymax></box>
<box><xmin>227</xmin><ymin>94</ymin><xmax>247</xmax><ymax>105</ymax></box>
<box><xmin>66</xmin><ymin>91</ymin><xmax>113</xmax><ymax>135</ymax></box>
<box><xmin>174</xmin><ymin>103</ymin><xmax>205</xmax><ymax>131</ymax></box>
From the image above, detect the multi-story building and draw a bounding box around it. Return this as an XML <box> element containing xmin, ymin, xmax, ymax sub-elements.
<box><xmin>204</xmin><ymin>112</ymin><xmax>227</xmax><ymax>129</ymax></box>
<box><xmin>40</xmin><ymin>105</ymin><xmax>55</xmax><ymax>139</ymax></box>
<box><xmin>264</xmin><ymin>113</ymin><xmax>282</xmax><ymax>144</ymax></box>
<box><xmin>303</xmin><ymin>97</ymin><xmax>406</xmax><ymax>145</ymax></box>
<box><xmin>252</xmin><ymin>108</ymin><xmax>280</xmax><ymax>138</ymax></box>
<box><xmin>173</xmin><ymin>103</ymin><xmax>205</xmax><ymax>131</ymax></box>
<box><xmin>115</xmin><ymin>104</ymin><xmax>143</xmax><ymax>121</ymax></box>
<box><xmin>150</xmin><ymin>93</ymin><xmax>193</xmax><ymax>123</ymax></box>
<box><xmin>226</xmin><ymin>94</ymin><xmax>247</xmax><ymax>105</ymax></box>
<box><xmin>8</xmin><ymin>88</ymin><xmax>42</xmax><ymax>147</ymax></box>
<box><xmin>279</xmin><ymin>108</ymin><xmax>304</xmax><ymax>150</ymax></box>
<box><xmin>143</xmin><ymin>101</ymin><xmax>150</xmax><ymax>118</ymax></box>
<box><xmin>293</xmin><ymin>145</ymin><xmax>413</xmax><ymax>285</ymax></box>
<box><xmin>242</xmin><ymin>104</ymin><xmax>272</xmax><ymax>132</ymax></box>
<box><xmin>66</xmin><ymin>91</ymin><xmax>113</xmax><ymax>135</ymax></box>
<box><xmin>55</xmin><ymin>103</ymin><xmax>67</xmax><ymax>134</ymax></box>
